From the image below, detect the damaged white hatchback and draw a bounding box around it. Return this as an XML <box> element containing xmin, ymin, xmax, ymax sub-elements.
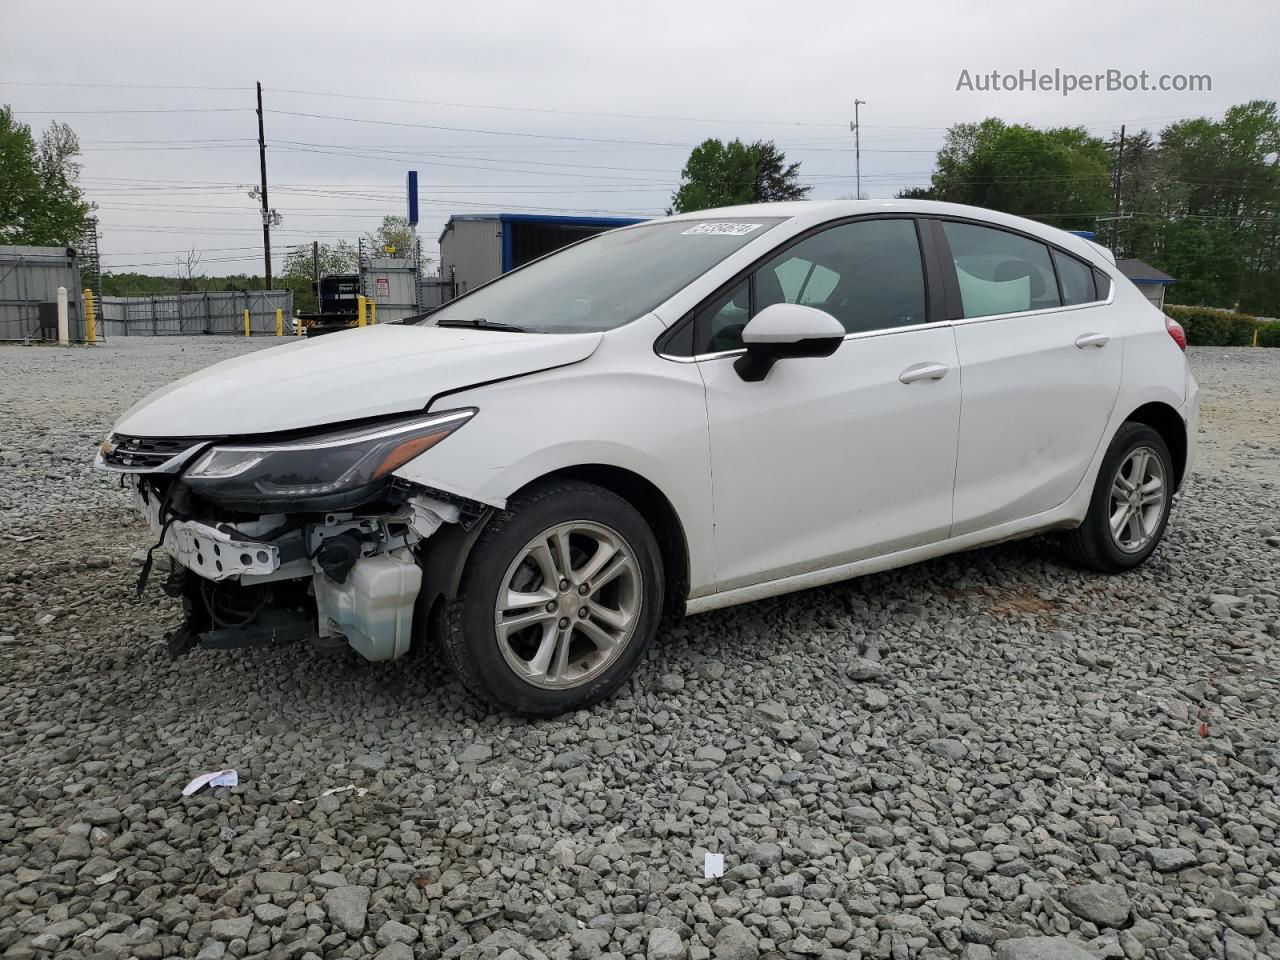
<box><xmin>97</xmin><ymin>199</ymin><xmax>1197</xmax><ymax>715</ymax></box>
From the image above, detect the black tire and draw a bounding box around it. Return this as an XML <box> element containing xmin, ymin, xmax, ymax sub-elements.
<box><xmin>441</xmin><ymin>480</ymin><xmax>664</xmax><ymax>716</ymax></box>
<box><xmin>1062</xmin><ymin>422</ymin><xmax>1174</xmax><ymax>572</ymax></box>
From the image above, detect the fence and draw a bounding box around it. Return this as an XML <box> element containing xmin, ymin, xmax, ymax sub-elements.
<box><xmin>98</xmin><ymin>290</ymin><xmax>294</xmax><ymax>337</ymax></box>
<box><xmin>0</xmin><ymin>245</ymin><xmax>85</xmax><ymax>342</ymax></box>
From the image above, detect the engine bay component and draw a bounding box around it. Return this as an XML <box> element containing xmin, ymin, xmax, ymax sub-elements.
<box><xmin>313</xmin><ymin>548</ymin><xmax>422</xmax><ymax>661</ymax></box>
<box><xmin>133</xmin><ymin>467</ymin><xmax>473</xmax><ymax>662</ymax></box>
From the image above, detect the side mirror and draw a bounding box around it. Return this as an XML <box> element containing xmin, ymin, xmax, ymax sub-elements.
<box><xmin>734</xmin><ymin>302</ymin><xmax>845</xmax><ymax>382</ymax></box>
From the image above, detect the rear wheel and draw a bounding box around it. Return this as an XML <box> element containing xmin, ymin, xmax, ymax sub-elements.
<box><xmin>441</xmin><ymin>480</ymin><xmax>663</xmax><ymax>716</ymax></box>
<box><xmin>1062</xmin><ymin>422</ymin><xmax>1174</xmax><ymax>572</ymax></box>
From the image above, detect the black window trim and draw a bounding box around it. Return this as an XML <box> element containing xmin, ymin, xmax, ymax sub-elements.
<box><xmin>925</xmin><ymin>215</ymin><xmax>1113</xmax><ymax>323</ymax></box>
<box><xmin>655</xmin><ymin>213</ymin><xmax>943</xmax><ymax>360</ymax></box>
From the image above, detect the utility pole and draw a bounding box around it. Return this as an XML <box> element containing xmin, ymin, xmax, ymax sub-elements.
<box><xmin>1111</xmin><ymin>124</ymin><xmax>1126</xmax><ymax>252</ymax></box>
<box><xmin>256</xmin><ymin>81</ymin><xmax>272</xmax><ymax>289</ymax></box>
<box><xmin>851</xmin><ymin>100</ymin><xmax>866</xmax><ymax>200</ymax></box>
<box><xmin>312</xmin><ymin>240</ymin><xmax>320</xmax><ymax>304</ymax></box>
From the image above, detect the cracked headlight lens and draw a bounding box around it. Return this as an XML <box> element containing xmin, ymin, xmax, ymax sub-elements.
<box><xmin>184</xmin><ymin>409</ymin><xmax>474</xmax><ymax>508</ymax></box>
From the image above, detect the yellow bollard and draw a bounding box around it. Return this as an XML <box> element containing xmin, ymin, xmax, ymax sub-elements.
<box><xmin>357</xmin><ymin>295</ymin><xmax>367</xmax><ymax>328</ymax></box>
<box><xmin>296</xmin><ymin>312</ymin><xmax>303</xmax><ymax>336</ymax></box>
<box><xmin>83</xmin><ymin>289</ymin><xmax>97</xmax><ymax>344</ymax></box>
<box><xmin>243</xmin><ymin>308</ymin><xmax>250</xmax><ymax>337</ymax></box>
<box><xmin>370</xmin><ymin>301</ymin><xmax>378</xmax><ymax>325</ymax></box>
<box><xmin>275</xmin><ymin>307</ymin><xmax>283</xmax><ymax>337</ymax></box>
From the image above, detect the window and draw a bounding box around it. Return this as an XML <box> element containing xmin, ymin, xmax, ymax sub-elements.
<box><xmin>1094</xmin><ymin>269</ymin><xmax>1112</xmax><ymax>301</ymax></box>
<box><xmin>942</xmin><ymin>222</ymin><xmax>1061</xmax><ymax>318</ymax></box>
<box><xmin>693</xmin><ymin>218</ymin><xmax>927</xmax><ymax>353</ymax></box>
<box><xmin>697</xmin><ymin>280</ymin><xmax>751</xmax><ymax>354</ymax></box>
<box><xmin>1053</xmin><ymin>250</ymin><xmax>1097</xmax><ymax>306</ymax></box>
<box><xmin>426</xmin><ymin>218</ymin><xmax>783</xmax><ymax>334</ymax></box>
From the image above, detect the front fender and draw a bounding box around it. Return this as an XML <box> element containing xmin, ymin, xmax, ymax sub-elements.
<box><xmin>392</xmin><ymin>322</ymin><xmax>717</xmax><ymax>594</ymax></box>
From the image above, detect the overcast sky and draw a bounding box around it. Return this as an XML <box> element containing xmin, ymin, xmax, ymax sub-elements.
<box><xmin>2</xmin><ymin>0</ymin><xmax>1274</xmax><ymax>276</ymax></box>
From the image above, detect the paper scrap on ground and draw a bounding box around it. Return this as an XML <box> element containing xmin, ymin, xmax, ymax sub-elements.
<box><xmin>319</xmin><ymin>784</ymin><xmax>368</xmax><ymax>798</ymax></box>
<box><xmin>182</xmin><ymin>769</ymin><xmax>238</xmax><ymax>796</ymax></box>
<box><xmin>704</xmin><ymin>852</ymin><xmax>725</xmax><ymax>878</ymax></box>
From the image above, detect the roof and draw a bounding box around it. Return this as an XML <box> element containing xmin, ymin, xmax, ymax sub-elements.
<box><xmin>1116</xmin><ymin>258</ymin><xmax>1176</xmax><ymax>285</ymax></box>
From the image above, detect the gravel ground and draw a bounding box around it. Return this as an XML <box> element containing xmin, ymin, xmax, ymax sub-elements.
<box><xmin>0</xmin><ymin>339</ymin><xmax>1277</xmax><ymax>960</ymax></box>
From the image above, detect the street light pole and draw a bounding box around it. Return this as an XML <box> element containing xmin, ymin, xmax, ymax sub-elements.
<box><xmin>852</xmin><ymin>99</ymin><xmax>867</xmax><ymax>200</ymax></box>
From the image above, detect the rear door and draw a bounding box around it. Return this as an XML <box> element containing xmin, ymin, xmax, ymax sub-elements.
<box><xmin>932</xmin><ymin>219</ymin><xmax>1123</xmax><ymax>536</ymax></box>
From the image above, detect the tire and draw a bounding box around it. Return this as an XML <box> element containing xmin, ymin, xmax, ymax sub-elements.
<box><xmin>441</xmin><ymin>480</ymin><xmax>664</xmax><ymax>716</ymax></box>
<box><xmin>1062</xmin><ymin>422</ymin><xmax>1174</xmax><ymax>573</ymax></box>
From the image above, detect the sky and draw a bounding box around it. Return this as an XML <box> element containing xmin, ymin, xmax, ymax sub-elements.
<box><xmin>2</xmin><ymin>0</ymin><xmax>1275</xmax><ymax>277</ymax></box>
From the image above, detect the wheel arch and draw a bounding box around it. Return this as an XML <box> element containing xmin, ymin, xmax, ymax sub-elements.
<box><xmin>1123</xmin><ymin>401</ymin><xmax>1188</xmax><ymax>490</ymax></box>
<box><xmin>415</xmin><ymin>463</ymin><xmax>690</xmax><ymax>634</ymax></box>
<box><xmin>522</xmin><ymin>464</ymin><xmax>690</xmax><ymax>617</ymax></box>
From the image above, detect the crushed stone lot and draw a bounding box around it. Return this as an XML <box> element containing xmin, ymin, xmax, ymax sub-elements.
<box><xmin>0</xmin><ymin>338</ymin><xmax>1277</xmax><ymax>960</ymax></box>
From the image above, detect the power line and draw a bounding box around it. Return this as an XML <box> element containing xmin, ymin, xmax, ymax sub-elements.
<box><xmin>267</xmin><ymin>85</ymin><xmax>848</xmax><ymax>129</ymax></box>
<box><xmin>0</xmin><ymin>80</ymin><xmax>251</xmax><ymax>91</ymax></box>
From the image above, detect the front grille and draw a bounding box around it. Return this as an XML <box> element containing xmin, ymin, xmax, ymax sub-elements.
<box><xmin>104</xmin><ymin>434</ymin><xmax>208</xmax><ymax>470</ymax></box>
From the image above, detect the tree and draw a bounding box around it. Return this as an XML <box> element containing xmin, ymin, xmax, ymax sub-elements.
<box><xmin>366</xmin><ymin>216</ymin><xmax>415</xmax><ymax>258</ymax></box>
<box><xmin>909</xmin><ymin>118</ymin><xmax>1111</xmax><ymax>231</ymax></box>
<box><xmin>176</xmin><ymin>248</ymin><xmax>203</xmax><ymax>291</ymax></box>
<box><xmin>1108</xmin><ymin>101</ymin><xmax>1280</xmax><ymax>313</ymax></box>
<box><xmin>671</xmin><ymin>139</ymin><xmax>810</xmax><ymax>213</ymax></box>
<box><xmin>750</xmin><ymin>141</ymin><xmax>810</xmax><ymax>203</ymax></box>
<box><xmin>281</xmin><ymin>240</ymin><xmax>357</xmax><ymax>314</ymax></box>
<box><xmin>0</xmin><ymin>105</ymin><xmax>90</xmax><ymax>246</ymax></box>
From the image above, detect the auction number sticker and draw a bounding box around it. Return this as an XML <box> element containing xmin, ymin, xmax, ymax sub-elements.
<box><xmin>681</xmin><ymin>222</ymin><xmax>764</xmax><ymax>236</ymax></box>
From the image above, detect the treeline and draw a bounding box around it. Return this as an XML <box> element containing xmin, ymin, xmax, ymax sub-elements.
<box><xmin>103</xmin><ymin>272</ymin><xmax>268</xmax><ymax>297</ymax></box>
<box><xmin>901</xmin><ymin>100</ymin><xmax>1280</xmax><ymax>315</ymax></box>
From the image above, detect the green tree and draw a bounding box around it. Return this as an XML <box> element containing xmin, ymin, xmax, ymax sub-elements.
<box><xmin>671</xmin><ymin>139</ymin><xmax>810</xmax><ymax>213</ymax></box>
<box><xmin>903</xmin><ymin>118</ymin><xmax>1111</xmax><ymax>231</ymax></box>
<box><xmin>365</xmin><ymin>216</ymin><xmax>415</xmax><ymax>257</ymax></box>
<box><xmin>281</xmin><ymin>240</ymin><xmax>357</xmax><ymax>314</ymax></box>
<box><xmin>0</xmin><ymin>105</ymin><xmax>90</xmax><ymax>245</ymax></box>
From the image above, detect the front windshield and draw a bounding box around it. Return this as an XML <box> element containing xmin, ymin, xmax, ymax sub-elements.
<box><xmin>426</xmin><ymin>218</ymin><xmax>784</xmax><ymax>333</ymax></box>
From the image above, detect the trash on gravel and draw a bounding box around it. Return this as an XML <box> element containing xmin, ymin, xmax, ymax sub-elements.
<box><xmin>93</xmin><ymin>865</ymin><xmax>122</xmax><ymax>886</ymax></box>
<box><xmin>319</xmin><ymin>784</ymin><xmax>368</xmax><ymax>798</ymax></box>
<box><xmin>704</xmin><ymin>852</ymin><xmax>725</xmax><ymax>878</ymax></box>
<box><xmin>181</xmin><ymin>769</ymin><xmax>238</xmax><ymax>796</ymax></box>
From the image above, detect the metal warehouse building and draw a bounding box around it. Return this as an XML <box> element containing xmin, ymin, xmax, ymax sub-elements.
<box><xmin>438</xmin><ymin>213</ymin><xmax>646</xmax><ymax>296</ymax></box>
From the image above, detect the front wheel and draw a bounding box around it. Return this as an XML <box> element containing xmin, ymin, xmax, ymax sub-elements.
<box><xmin>441</xmin><ymin>480</ymin><xmax>664</xmax><ymax>716</ymax></box>
<box><xmin>1061</xmin><ymin>422</ymin><xmax>1174</xmax><ymax>572</ymax></box>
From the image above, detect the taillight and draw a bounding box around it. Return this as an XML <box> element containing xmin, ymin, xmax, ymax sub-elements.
<box><xmin>1165</xmin><ymin>314</ymin><xmax>1187</xmax><ymax>352</ymax></box>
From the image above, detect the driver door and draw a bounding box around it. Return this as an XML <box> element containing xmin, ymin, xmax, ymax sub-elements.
<box><xmin>696</xmin><ymin>217</ymin><xmax>962</xmax><ymax>591</ymax></box>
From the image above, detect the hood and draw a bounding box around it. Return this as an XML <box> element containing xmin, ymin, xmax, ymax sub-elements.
<box><xmin>113</xmin><ymin>324</ymin><xmax>603</xmax><ymax>438</ymax></box>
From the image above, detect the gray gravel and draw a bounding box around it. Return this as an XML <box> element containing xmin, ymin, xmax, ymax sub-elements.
<box><xmin>1</xmin><ymin>339</ymin><xmax>1277</xmax><ymax>960</ymax></box>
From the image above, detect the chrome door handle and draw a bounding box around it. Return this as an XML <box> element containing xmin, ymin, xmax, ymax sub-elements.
<box><xmin>899</xmin><ymin>362</ymin><xmax>949</xmax><ymax>384</ymax></box>
<box><xmin>1075</xmin><ymin>333</ymin><xmax>1110</xmax><ymax>349</ymax></box>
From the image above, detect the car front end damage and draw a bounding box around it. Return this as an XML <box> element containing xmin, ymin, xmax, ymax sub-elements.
<box><xmin>95</xmin><ymin>411</ymin><xmax>487</xmax><ymax>661</ymax></box>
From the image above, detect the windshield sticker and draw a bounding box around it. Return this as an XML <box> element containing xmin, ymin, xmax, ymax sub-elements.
<box><xmin>681</xmin><ymin>222</ymin><xmax>764</xmax><ymax>237</ymax></box>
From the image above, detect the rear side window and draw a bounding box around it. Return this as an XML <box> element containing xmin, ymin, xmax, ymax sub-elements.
<box><xmin>1053</xmin><ymin>250</ymin><xmax>1097</xmax><ymax>305</ymax></box>
<box><xmin>1094</xmin><ymin>269</ymin><xmax>1112</xmax><ymax>300</ymax></box>
<box><xmin>942</xmin><ymin>222</ymin><xmax>1061</xmax><ymax>318</ymax></box>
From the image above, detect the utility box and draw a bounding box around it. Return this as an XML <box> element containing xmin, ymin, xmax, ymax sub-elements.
<box><xmin>438</xmin><ymin>213</ymin><xmax>646</xmax><ymax>297</ymax></box>
<box><xmin>361</xmin><ymin>257</ymin><xmax>419</xmax><ymax>323</ymax></box>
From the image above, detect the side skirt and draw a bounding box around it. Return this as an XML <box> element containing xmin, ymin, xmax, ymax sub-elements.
<box><xmin>684</xmin><ymin>505</ymin><xmax>1081</xmax><ymax>616</ymax></box>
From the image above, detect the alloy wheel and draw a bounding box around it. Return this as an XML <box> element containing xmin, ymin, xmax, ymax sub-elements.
<box><xmin>494</xmin><ymin>520</ymin><xmax>642</xmax><ymax>689</ymax></box>
<box><xmin>1108</xmin><ymin>446</ymin><xmax>1167</xmax><ymax>553</ymax></box>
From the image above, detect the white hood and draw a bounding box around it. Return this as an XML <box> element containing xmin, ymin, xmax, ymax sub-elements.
<box><xmin>113</xmin><ymin>324</ymin><xmax>603</xmax><ymax>437</ymax></box>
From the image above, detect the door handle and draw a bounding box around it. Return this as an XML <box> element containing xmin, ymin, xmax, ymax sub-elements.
<box><xmin>899</xmin><ymin>362</ymin><xmax>949</xmax><ymax>384</ymax></box>
<box><xmin>1075</xmin><ymin>333</ymin><xmax>1110</xmax><ymax>349</ymax></box>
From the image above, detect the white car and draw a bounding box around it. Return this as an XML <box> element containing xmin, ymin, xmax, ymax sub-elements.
<box><xmin>97</xmin><ymin>200</ymin><xmax>1197</xmax><ymax>715</ymax></box>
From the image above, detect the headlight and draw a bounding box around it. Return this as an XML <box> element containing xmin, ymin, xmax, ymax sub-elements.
<box><xmin>184</xmin><ymin>409</ymin><xmax>474</xmax><ymax>508</ymax></box>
